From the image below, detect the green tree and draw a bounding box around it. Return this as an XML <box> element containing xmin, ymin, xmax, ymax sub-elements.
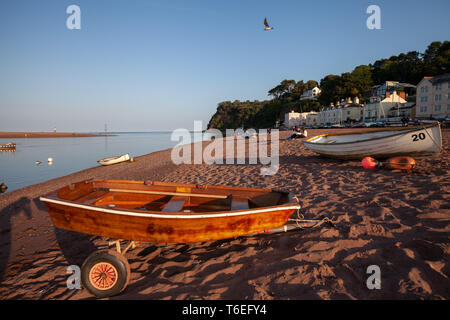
<box><xmin>318</xmin><ymin>74</ymin><xmax>343</xmax><ymax>105</ymax></box>
<box><xmin>208</xmin><ymin>41</ymin><xmax>450</xmax><ymax>130</ymax></box>
<box><xmin>350</xmin><ymin>65</ymin><xmax>373</xmax><ymax>96</ymax></box>
<box><xmin>304</xmin><ymin>80</ymin><xmax>319</xmax><ymax>90</ymax></box>
<box><xmin>423</xmin><ymin>41</ymin><xmax>450</xmax><ymax>75</ymax></box>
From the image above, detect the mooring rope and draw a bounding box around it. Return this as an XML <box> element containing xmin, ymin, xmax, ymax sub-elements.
<box><xmin>422</xmin><ymin>124</ymin><xmax>442</xmax><ymax>152</ymax></box>
<box><xmin>290</xmin><ymin>195</ymin><xmax>333</xmax><ymax>229</ymax></box>
<box><xmin>288</xmin><ymin>217</ymin><xmax>333</xmax><ymax>229</ymax></box>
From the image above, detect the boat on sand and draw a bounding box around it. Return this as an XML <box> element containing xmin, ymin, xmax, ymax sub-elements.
<box><xmin>40</xmin><ymin>180</ymin><xmax>301</xmax><ymax>298</ymax></box>
<box><xmin>40</xmin><ymin>180</ymin><xmax>300</xmax><ymax>244</ymax></box>
<box><xmin>0</xmin><ymin>142</ymin><xmax>16</xmax><ymax>150</ymax></box>
<box><xmin>304</xmin><ymin>122</ymin><xmax>442</xmax><ymax>159</ymax></box>
<box><xmin>98</xmin><ymin>153</ymin><xmax>130</xmax><ymax>165</ymax></box>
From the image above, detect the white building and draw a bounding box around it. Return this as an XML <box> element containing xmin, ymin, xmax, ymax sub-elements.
<box><xmin>323</xmin><ymin>107</ymin><xmax>337</xmax><ymax>124</ymax></box>
<box><xmin>306</xmin><ymin>112</ymin><xmax>318</xmax><ymax>127</ymax></box>
<box><xmin>284</xmin><ymin>111</ymin><xmax>300</xmax><ymax>129</ymax></box>
<box><xmin>416</xmin><ymin>74</ymin><xmax>450</xmax><ymax>120</ymax></box>
<box><xmin>336</xmin><ymin>105</ymin><xmax>363</xmax><ymax>123</ymax></box>
<box><xmin>370</xmin><ymin>81</ymin><xmax>416</xmax><ymax>97</ymax></box>
<box><xmin>387</xmin><ymin>103</ymin><xmax>416</xmax><ymax>119</ymax></box>
<box><xmin>346</xmin><ymin>105</ymin><xmax>364</xmax><ymax>122</ymax></box>
<box><xmin>298</xmin><ymin>111</ymin><xmax>317</xmax><ymax>126</ymax></box>
<box><xmin>364</xmin><ymin>91</ymin><xmax>407</xmax><ymax>122</ymax></box>
<box><xmin>318</xmin><ymin>107</ymin><xmax>327</xmax><ymax>125</ymax></box>
<box><xmin>300</xmin><ymin>87</ymin><xmax>321</xmax><ymax>101</ymax></box>
<box><xmin>284</xmin><ymin>111</ymin><xmax>319</xmax><ymax>128</ymax></box>
<box><xmin>316</xmin><ymin>97</ymin><xmax>363</xmax><ymax>125</ymax></box>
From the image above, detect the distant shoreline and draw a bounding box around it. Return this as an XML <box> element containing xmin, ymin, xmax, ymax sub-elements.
<box><xmin>0</xmin><ymin>132</ymin><xmax>116</xmax><ymax>138</ymax></box>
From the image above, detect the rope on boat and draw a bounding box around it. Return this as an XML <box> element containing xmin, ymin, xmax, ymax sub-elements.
<box><xmin>422</xmin><ymin>125</ymin><xmax>442</xmax><ymax>152</ymax></box>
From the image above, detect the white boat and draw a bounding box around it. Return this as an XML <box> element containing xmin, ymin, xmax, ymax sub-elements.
<box><xmin>98</xmin><ymin>153</ymin><xmax>131</xmax><ymax>166</ymax></box>
<box><xmin>303</xmin><ymin>122</ymin><xmax>442</xmax><ymax>159</ymax></box>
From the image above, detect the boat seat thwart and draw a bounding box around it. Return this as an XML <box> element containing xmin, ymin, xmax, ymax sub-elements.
<box><xmin>161</xmin><ymin>196</ymin><xmax>186</xmax><ymax>212</ymax></box>
<box><xmin>157</xmin><ymin>195</ymin><xmax>250</xmax><ymax>212</ymax></box>
<box><xmin>76</xmin><ymin>190</ymin><xmax>109</xmax><ymax>204</ymax></box>
<box><xmin>231</xmin><ymin>196</ymin><xmax>250</xmax><ymax>211</ymax></box>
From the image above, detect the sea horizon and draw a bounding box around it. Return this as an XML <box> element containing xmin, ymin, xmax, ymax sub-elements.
<box><xmin>0</xmin><ymin>131</ymin><xmax>206</xmax><ymax>193</ymax></box>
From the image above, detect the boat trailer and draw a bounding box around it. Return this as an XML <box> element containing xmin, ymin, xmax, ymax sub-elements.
<box><xmin>80</xmin><ymin>215</ymin><xmax>333</xmax><ymax>298</ymax></box>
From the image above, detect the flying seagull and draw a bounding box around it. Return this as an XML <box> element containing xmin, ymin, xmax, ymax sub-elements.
<box><xmin>264</xmin><ymin>17</ymin><xmax>273</xmax><ymax>30</ymax></box>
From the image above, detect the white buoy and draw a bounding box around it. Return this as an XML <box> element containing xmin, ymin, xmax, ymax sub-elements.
<box><xmin>48</xmin><ymin>157</ymin><xmax>53</xmax><ymax>162</ymax></box>
<box><xmin>35</xmin><ymin>161</ymin><xmax>41</xmax><ymax>165</ymax></box>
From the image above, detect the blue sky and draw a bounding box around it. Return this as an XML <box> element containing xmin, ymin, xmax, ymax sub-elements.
<box><xmin>0</xmin><ymin>0</ymin><xmax>449</xmax><ymax>132</ymax></box>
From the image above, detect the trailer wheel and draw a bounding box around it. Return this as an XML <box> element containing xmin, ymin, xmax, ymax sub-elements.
<box><xmin>81</xmin><ymin>249</ymin><xmax>130</xmax><ymax>298</ymax></box>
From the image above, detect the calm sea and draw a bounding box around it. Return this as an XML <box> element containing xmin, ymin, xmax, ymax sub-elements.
<box><xmin>0</xmin><ymin>131</ymin><xmax>206</xmax><ymax>194</ymax></box>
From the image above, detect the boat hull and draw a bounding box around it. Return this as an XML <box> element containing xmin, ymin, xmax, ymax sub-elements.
<box><xmin>303</xmin><ymin>123</ymin><xmax>442</xmax><ymax>159</ymax></box>
<box><xmin>41</xmin><ymin>200</ymin><xmax>296</xmax><ymax>243</ymax></box>
<box><xmin>0</xmin><ymin>144</ymin><xmax>16</xmax><ymax>150</ymax></box>
<box><xmin>40</xmin><ymin>180</ymin><xmax>299</xmax><ymax>243</ymax></box>
<box><xmin>98</xmin><ymin>153</ymin><xmax>130</xmax><ymax>166</ymax></box>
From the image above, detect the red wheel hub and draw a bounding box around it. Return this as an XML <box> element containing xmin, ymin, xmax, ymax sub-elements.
<box><xmin>89</xmin><ymin>262</ymin><xmax>118</xmax><ymax>290</ymax></box>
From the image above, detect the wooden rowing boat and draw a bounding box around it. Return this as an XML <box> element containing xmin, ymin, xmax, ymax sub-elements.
<box><xmin>0</xmin><ymin>142</ymin><xmax>16</xmax><ymax>150</ymax></box>
<box><xmin>40</xmin><ymin>180</ymin><xmax>300</xmax><ymax>244</ymax></box>
<box><xmin>97</xmin><ymin>153</ymin><xmax>130</xmax><ymax>166</ymax></box>
<box><xmin>303</xmin><ymin>122</ymin><xmax>442</xmax><ymax>159</ymax></box>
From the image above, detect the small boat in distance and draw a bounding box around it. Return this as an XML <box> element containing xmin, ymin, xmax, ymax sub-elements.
<box><xmin>39</xmin><ymin>179</ymin><xmax>300</xmax><ymax>243</ymax></box>
<box><xmin>0</xmin><ymin>142</ymin><xmax>16</xmax><ymax>150</ymax></box>
<box><xmin>98</xmin><ymin>153</ymin><xmax>130</xmax><ymax>166</ymax></box>
<box><xmin>304</xmin><ymin>122</ymin><xmax>442</xmax><ymax>159</ymax></box>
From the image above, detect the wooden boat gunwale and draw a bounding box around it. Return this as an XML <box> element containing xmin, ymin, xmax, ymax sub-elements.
<box><xmin>304</xmin><ymin>122</ymin><xmax>440</xmax><ymax>146</ymax></box>
<box><xmin>39</xmin><ymin>179</ymin><xmax>300</xmax><ymax>219</ymax></box>
<box><xmin>39</xmin><ymin>195</ymin><xmax>300</xmax><ymax>219</ymax></box>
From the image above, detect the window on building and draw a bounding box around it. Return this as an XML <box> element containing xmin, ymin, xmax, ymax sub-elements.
<box><xmin>434</xmin><ymin>105</ymin><xmax>441</xmax><ymax>112</ymax></box>
<box><xmin>435</xmin><ymin>94</ymin><xmax>442</xmax><ymax>101</ymax></box>
<box><xmin>421</xmin><ymin>86</ymin><xmax>429</xmax><ymax>93</ymax></box>
<box><xmin>420</xmin><ymin>106</ymin><xmax>427</xmax><ymax>113</ymax></box>
<box><xmin>447</xmin><ymin>104</ymin><xmax>450</xmax><ymax>111</ymax></box>
<box><xmin>421</xmin><ymin>96</ymin><xmax>428</xmax><ymax>102</ymax></box>
<box><xmin>435</xmin><ymin>83</ymin><xmax>442</xmax><ymax>90</ymax></box>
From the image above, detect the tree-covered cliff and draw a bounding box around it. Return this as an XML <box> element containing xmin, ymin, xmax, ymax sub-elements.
<box><xmin>207</xmin><ymin>41</ymin><xmax>449</xmax><ymax>129</ymax></box>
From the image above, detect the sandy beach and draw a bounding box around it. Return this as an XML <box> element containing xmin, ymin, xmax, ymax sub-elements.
<box><xmin>0</xmin><ymin>128</ymin><xmax>448</xmax><ymax>300</ymax></box>
<box><xmin>0</xmin><ymin>132</ymin><xmax>113</xmax><ymax>138</ymax></box>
